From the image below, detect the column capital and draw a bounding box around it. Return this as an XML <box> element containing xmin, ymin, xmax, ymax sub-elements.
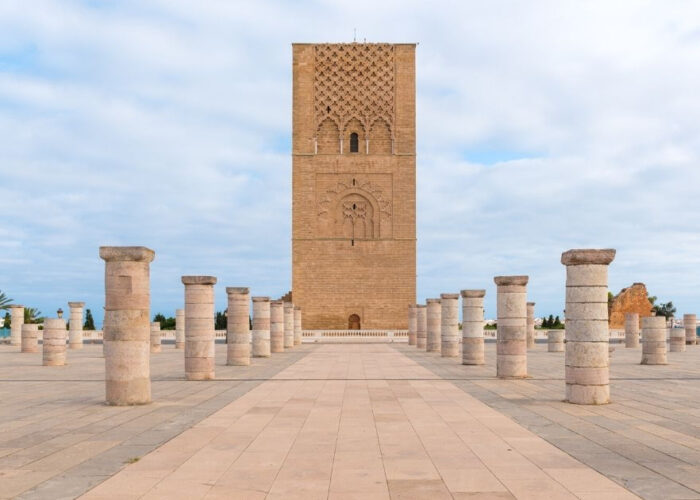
<box><xmin>494</xmin><ymin>275</ymin><xmax>528</xmax><ymax>286</ymax></box>
<box><xmin>226</xmin><ymin>287</ymin><xmax>249</xmax><ymax>295</ymax></box>
<box><xmin>99</xmin><ymin>246</ymin><xmax>155</xmax><ymax>262</ymax></box>
<box><xmin>561</xmin><ymin>248</ymin><xmax>615</xmax><ymax>266</ymax></box>
<box><xmin>181</xmin><ymin>276</ymin><xmax>217</xmax><ymax>285</ymax></box>
<box><xmin>461</xmin><ymin>289</ymin><xmax>485</xmax><ymax>298</ymax></box>
<box><xmin>68</xmin><ymin>301</ymin><xmax>85</xmax><ymax>308</ymax></box>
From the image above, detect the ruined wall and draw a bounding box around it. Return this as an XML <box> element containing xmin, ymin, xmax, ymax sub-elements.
<box><xmin>609</xmin><ymin>283</ymin><xmax>653</xmax><ymax>329</ymax></box>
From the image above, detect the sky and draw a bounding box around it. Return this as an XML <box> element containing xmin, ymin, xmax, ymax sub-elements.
<box><xmin>1</xmin><ymin>1</ymin><xmax>700</xmax><ymax>327</ymax></box>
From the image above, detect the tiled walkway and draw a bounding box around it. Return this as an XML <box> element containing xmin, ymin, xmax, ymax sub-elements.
<box><xmin>80</xmin><ymin>345</ymin><xmax>636</xmax><ymax>499</ymax></box>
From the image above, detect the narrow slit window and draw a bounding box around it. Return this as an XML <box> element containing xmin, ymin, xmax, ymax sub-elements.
<box><xmin>350</xmin><ymin>132</ymin><xmax>359</xmax><ymax>153</ymax></box>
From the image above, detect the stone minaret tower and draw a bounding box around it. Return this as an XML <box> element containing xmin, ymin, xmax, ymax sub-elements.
<box><xmin>292</xmin><ymin>43</ymin><xmax>416</xmax><ymax>329</ymax></box>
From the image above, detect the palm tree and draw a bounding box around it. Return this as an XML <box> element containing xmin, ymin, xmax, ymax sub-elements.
<box><xmin>0</xmin><ymin>290</ymin><xmax>13</xmax><ymax>310</ymax></box>
<box><xmin>24</xmin><ymin>307</ymin><xmax>43</xmax><ymax>324</ymax></box>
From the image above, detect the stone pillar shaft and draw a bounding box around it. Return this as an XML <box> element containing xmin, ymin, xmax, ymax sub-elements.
<box><xmin>416</xmin><ymin>305</ymin><xmax>427</xmax><ymax>349</ymax></box>
<box><xmin>270</xmin><ymin>300</ymin><xmax>284</xmax><ymax>353</ymax></box>
<box><xmin>624</xmin><ymin>312</ymin><xmax>639</xmax><ymax>348</ymax></box>
<box><xmin>670</xmin><ymin>327</ymin><xmax>685</xmax><ymax>352</ymax></box>
<box><xmin>461</xmin><ymin>290</ymin><xmax>485</xmax><ymax>365</ymax></box>
<box><xmin>21</xmin><ymin>323</ymin><xmax>39</xmax><ymax>353</ymax></box>
<box><xmin>43</xmin><ymin>318</ymin><xmax>67</xmax><ymax>366</ymax></box>
<box><xmin>150</xmin><ymin>322</ymin><xmax>161</xmax><ymax>353</ymax></box>
<box><xmin>440</xmin><ymin>294</ymin><xmax>459</xmax><ymax>357</ymax></box>
<box><xmin>283</xmin><ymin>302</ymin><xmax>294</xmax><ymax>348</ymax></box>
<box><xmin>562</xmin><ymin>248</ymin><xmax>615</xmax><ymax>405</ymax></box>
<box><xmin>182</xmin><ymin>275</ymin><xmax>217</xmax><ymax>380</ymax></box>
<box><xmin>175</xmin><ymin>308</ymin><xmax>185</xmax><ymax>348</ymax></box>
<box><xmin>548</xmin><ymin>330</ymin><xmax>564</xmax><ymax>352</ymax></box>
<box><xmin>407</xmin><ymin>304</ymin><xmax>417</xmax><ymax>346</ymax></box>
<box><xmin>294</xmin><ymin>306</ymin><xmax>302</xmax><ymax>346</ymax></box>
<box><xmin>252</xmin><ymin>297</ymin><xmax>271</xmax><ymax>357</ymax></box>
<box><xmin>227</xmin><ymin>287</ymin><xmax>250</xmax><ymax>366</ymax></box>
<box><xmin>100</xmin><ymin>246</ymin><xmax>154</xmax><ymax>406</ymax></box>
<box><xmin>641</xmin><ymin>316</ymin><xmax>668</xmax><ymax>365</ymax></box>
<box><xmin>9</xmin><ymin>305</ymin><xmax>24</xmax><ymax>346</ymax></box>
<box><xmin>495</xmin><ymin>276</ymin><xmax>528</xmax><ymax>378</ymax></box>
<box><xmin>684</xmin><ymin>314</ymin><xmax>697</xmax><ymax>345</ymax></box>
<box><xmin>526</xmin><ymin>302</ymin><xmax>536</xmax><ymax>349</ymax></box>
<box><xmin>426</xmin><ymin>299</ymin><xmax>441</xmax><ymax>353</ymax></box>
<box><xmin>68</xmin><ymin>302</ymin><xmax>85</xmax><ymax>350</ymax></box>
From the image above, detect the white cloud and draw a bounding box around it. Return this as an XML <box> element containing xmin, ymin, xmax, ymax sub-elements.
<box><xmin>1</xmin><ymin>0</ymin><xmax>699</xmax><ymax>324</ymax></box>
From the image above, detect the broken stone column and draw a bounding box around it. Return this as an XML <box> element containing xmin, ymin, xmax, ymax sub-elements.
<box><xmin>294</xmin><ymin>306</ymin><xmax>302</xmax><ymax>346</ymax></box>
<box><xmin>641</xmin><ymin>316</ymin><xmax>668</xmax><ymax>365</ymax></box>
<box><xmin>43</xmin><ymin>318</ymin><xmax>67</xmax><ymax>366</ymax></box>
<box><xmin>548</xmin><ymin>330</ymin><xmax>565</xmax><ymax>352</ymax></box>
<box><xmin>426</xmin><ymin>299</ymin><xmax>442</xmax><ymax>353</ymax></box>
<box><xmin>684</xmin><ymin>314</ymin><xmax>697</xmax><ymax>345</ymax></box>
<box><xmin>561</xmin><ymin>248</ymin><xmax>615</xmax><ymax>405</ymax></box>
<box><xmin>252</xmin><ymin>297</ymin><xmax>271</xmax><ymax>357</ymax></box>
<box><xmin>416</xmin><ymin>305</ymin><xmax>427</xmax><ymax>349</ymax></box>
<box><xmin>150</xmin><ymin>322</ymin><xmax>161</xmax><ymax>353</ymax></box>
<box><xmin>670</xmin><ymin>327</ymin><xmax>686</xmax><ymax>352</ymax></box>
<box><xmin>175</xmin><ymin>308</ymin><xmax>185</xmax><ymax>349</ymax></box>
<box><xmin>461</xmin><ymin>290</ymin><xmax>485</xmax><ymax>365</ymax></box>
<box><xmin>624</xmin><ymin>312</ymin><xmax>640</xmax><ymax>348</ymax></box>
<box><xmin>440</xmin><ymin>293</ymin><xmax>459</xmax><ymax>357</ymax></box>
<box><xmin>182</xmin><ymin>275</ymin><xmax>217</xmax><ymax>381</ymax></box>
<box><xmin>9</xmin><ymin>305</ymin><xmax>24</xmax><ymax>346</ymax></box>
<box><xmin>270</xmin><ymin>300</ymin><xmax>284</xmax><ymax>353</ymax></box>
<box><xmin>21</xmin><ymin>323</ymin><xmax>39</xmax><ymax>353</ymax></box>
<box><xmin>526</xmin><ymin>302</ymin><xmax>536</xmax><ymax>349</ymax></box>
<box><xmin>407</xmin><ymin>304</ymin><xmax>417</xmax><ymax>346</ymax></box>
<box><xmin>100</xmin><ymin>246</ymin><xmax>154</xmax><ymax>406</ymax></box>
<box><xmin>68</xmin><ymin>302</ymin><xmax>85</xmax><ymax>350</ymax></box>
<box><xmin>494</xmin><ymin>276</ymin><xmax>529</xmax><ymax>378</ymax></box>
<box><xmin>283</xmin><ymin>302</ymin><xmax>294</xmax><ymax>348</ymax></box>
<box><xmin>226</xmin><ymin>287</ymin><xmax>250</xmax><ymax>366</ymax></box>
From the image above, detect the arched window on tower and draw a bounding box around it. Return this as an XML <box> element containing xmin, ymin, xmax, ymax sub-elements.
<box><xmin>349</xmin><ymin>132</ymin><xmax>359</xmax><ymax>153</ymax></box>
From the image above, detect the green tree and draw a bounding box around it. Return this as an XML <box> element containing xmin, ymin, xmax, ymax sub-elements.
<box><xmin>553</xmin><ymin>315</ymin><xmax>563</xmax><ymax>329</ymax></box>
<box><xmin>2</xmin><ymin>312</ymin><xmax>9</xmax><ymax>328</ymax></box>
<box><xmin>0</xmin><ymin>290</ymin><xmax>13</xmax><ymax>310</ymax></box>
<box><xmin>653</xmin><ymin>301</ymin><xmax>676</xmax><ymax>319</ymax></box>
<box><xmin>24</xmin><ymin>307</ymin><xmax>43</xmax><ymax>324</ymax></box>
<box><xmin>541</xmin><ymin>316</ymin><xmax>549</xmax><ymax>328</ymax></box>
<box><xmin>215</xmin><ymin>310</ymin><xmax>227</xmax><ymax>330</ymax></box>
<box><xmin>84</xmin><ymin>309</ymin><xmax>96</xmax><ymax>330</ymax></box>
<box><xmin>153</xmin><ymin>313</ymin><xmax>175</xmax><ymax>330</ymax></box>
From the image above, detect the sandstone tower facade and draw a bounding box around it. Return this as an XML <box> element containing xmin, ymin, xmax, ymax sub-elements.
<box><xmin>292</xmin><ymin>43</ymin><xmax>416</xmax><ymax>329</ymax></box>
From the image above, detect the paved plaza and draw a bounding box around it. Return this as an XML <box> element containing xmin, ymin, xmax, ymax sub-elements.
<box><xmin>9</xmin><ymin>342</ymin><xmax>697</xmax><ymax>498</ymax></box>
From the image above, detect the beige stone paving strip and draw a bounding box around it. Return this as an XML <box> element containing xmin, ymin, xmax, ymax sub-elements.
<box><xmin>78</xmin><ymin>345</ymin><xmax>638</xmax><ymax>500</ymax></box>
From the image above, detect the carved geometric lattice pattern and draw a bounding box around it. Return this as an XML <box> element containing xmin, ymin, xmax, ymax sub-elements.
<box><xmin>314</xmin><ymin>43</ymin><xmax>394</xmax><ymax>136</ymax></box>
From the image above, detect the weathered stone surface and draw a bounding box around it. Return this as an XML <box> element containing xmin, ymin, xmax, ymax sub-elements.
<box><xmin>183</xmin><ymin>276</ymin><xmax>216</xmax><ymax>380</ymax></box>
<box><xmin>670</xmin><ymin>327</ymin><xmax>686</xmax><ymax>352</ymax></box>
<box><xmin>461</xmin><ymin>290</ymin><xmax>485</xmax><ymax>365</ymax></box>
<box><xmin>407</xmin><ymin>304</ymin><xmax>417</xmax><ymax>346</ymax></box>
<box><xmin>494</xmin><ymin>276</ymin><xmax>528</xmax><ymax>378</ymax></box>
<box><xmin>101</xmin><ymin>246</ymin><xmax>154</xmax><ymax>406</ymax></box>
<box><xmin>68</xmin><ymin>302</ymin><xmax>85</xmax><ymax>350</ymax></box>
<box><xmin>548</xmin><ymin>330</ymin><xmax>564</xmax><ymax>352</ymax></box>
<box><xmin>562</xmin><ymin>248</ymin><xmax>615</xmax><ymax>405</ymax></box>
<box><xmin>608</xmin><ymin>283</ymin><xmax>653</xmax><ymax>329</ymax></box>
<box><xmin>426</xmin><ymin>299</ymin><xmax>441</xmax><ymax>353</ymax></box>
<box><xmin>150</xmin><ymin>322</ymin><xmax>161</xmax><ymax>353</ymax></box>
<box><xmin>526</xmin><ymin>302</ymin><xmax>535</xmax><ymax>349</ymax></box>
<box><xmin>440</xmin><ymin>293</ymin><xmax>459</xmax><ymax>357</ymax></box>
<box><xmin>43</xmin><ymin>318</ymin><xmax>67</xmax><ymax>366</ymax></box>
<box><xmin>175</xmin><ymin>308</ymin><xmax>185</xmax><ymax>348</ymax></box>
<box><xmin>252</xmin><ymin>297</ymin><xmax>271</xmax><ymax>357</ymax></box>
<box><xmin>684</xmin><ymin>314</ymin><xmax>697</xmax><ymax>345</ymax></box>
<box><xmin>9</xmin><ymin>305</ymin><xmax>24</xmax><ymax>347</ymax></box>
<box><xmin>283</xmin><ymin>302</ymin><xmax>295</xmax><ymax>349</ymax></box>
<box><xmin>21</xmin><ymin>323</ymin><xmax>39</xmax><ymax>353</ymax></box>
<box><xmin>226</xmin><ymin>287</ymin><xmax>250</xmax><ymax>366</ymax></box>
<box><xmin>625</xmin><ymin>312</ymin><xmax>640</xmax><ymax>348</ymax></box>
<box><xmin>641</xmin><ymin>316</ymin><xmax>668</xmax><ymax>365</ymax></box>
<box><xmin>416</xmin><ymin>305</ymin><xmax>427</xmax><ymax>349</ymax></box>
<box><xmin>294</xmin><ymin>306</ymin><xmax>302</xmax><ymax>346</ymax></box>
<box><xmin>270</xmin><ymin>300</ymin><xmax>284</xmax><ymax>353</ymax></box>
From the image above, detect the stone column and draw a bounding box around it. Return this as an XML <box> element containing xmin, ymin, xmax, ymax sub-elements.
<box><xmin>283</xmin><ymin>302</ymin><xmax>295</xmax><ymax>348</ymax></box>
<box><xmin>416</xmin><ymin>305</ymin><xmax>427</xmax><ymax>349</ymax></box>
<box><xmin>9</xmin><ymin>305</ymin><xmax>24</xmax><ymax>346</ymax></box>
<box><xmin>494</xmin><ymin>276</ymin><xmax>529</xmax><ymax>378</ymax></box>
<box><xmin>440</xmin><ymin>294</ymin><xmax>459</xmax><ymax>357</ymax></box>
<box><xmin>426</xmin><ymin>299</ymin><xmax>442</xmax><ymax>353</ymax></box>
<box><xmin>526</xmin><ymin>302</ymin><xmax>536</xmax><ymax>349</ymax></box>
<box><xmin>294</xmin><ymin>306</ymin><xmax>302</xmax><ymax>346</ymax></box>
<box><xmin>641</xmin><ymin>316</ymin><xmax>668</xmax><ymax>365</ymax></box>
<box><xmin>407</xmin><ymin>304</ymin><xmax>417</xmax><ymax>346</ymax></box>
<box><xmin>624</xmin><ymin>312</ymin><xmax>639</xmax><ymax>348</ymax></box>
<box><xmin>684</xmin><ymin>314</ymin><xmax>697</xmax><ymax>345</ymax></box>
<box><xmin>100</xmin><ymin>246</ymin><xmax>154</xmax><ymax>406</ymax></box>
<box><xmin>175</xmin><ymin>308</ymin><xmax>185</xmax><ymax>348</ymax></box>
<box><xmin>21</xmin><ymin>323</ymin><xmax>39</xmax><ymax>353</ymax></box>
<box><xmin>150</xmin><ymin>322</ymin><xmax>161</xmax><ymax>353</ymax></box>
<box><xmin>561</xmin><ymin>248</ymin><xmax>615</xmax><ymax>405</ymax></box>
<box><xmin>252</xmin><ymin>297</ymin><xmax>271</xmax><ymax>357</ymax></box>
<box><xmin>670</xmin><ymin>327</ymin><xmax>686</xmax><ymax>352</ymax></box>
<box><xmin>67</xmin><ymin>302</ymin><xmax>85</xmax><ymax>350</ymax></box>
<box><xmin>43</xmin><ymin>318</ymin><xmax>67</xmax><ymax>366</ymax></box>
<box><xmin>270</xmin><ymin>300</ymin><xmax>284</xmax><ymax>353</ymax></box>
<box><xmin>461</xmin><ymin>290</ymin><xmax>485</xmax><ymax>365</ymax></box>
<box><xmin>226</xmin><ymin>287</ymin><xmax>250</xmax><ymax>366</ymax></box>
<box><xmin>182</xmin><ymin>275</ymin><xmax>217</xmax><ymax>381</ymax></box>
<box><xmin>548</xmin><ymin>330</ymin><xmax>565</xmax><ymax>352</ymax></box>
